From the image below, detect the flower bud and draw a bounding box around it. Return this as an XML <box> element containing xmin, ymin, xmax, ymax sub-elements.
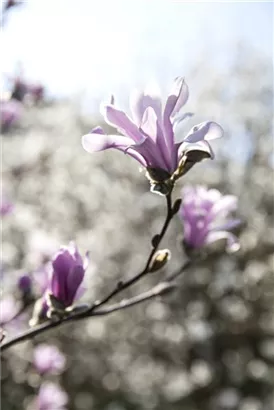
<box><xmin>149</xmin><ymin>249</ymin><xmax>171</xmax><ymax>273</ymax></box>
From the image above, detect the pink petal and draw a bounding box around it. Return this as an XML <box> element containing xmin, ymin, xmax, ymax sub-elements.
<box><xmin>184</xmin><ymin>121</ymin><xmax>223</xmax><ymax>143</ymax></box>
<box><xmin>164</xmin><ymin>77</ymin><xmax>189</xmax><ymax>120</ymax></box>
<box><xmin>82</xmin><ymin>132</ymin><xmax>133</xmax><ymax>153</ymax></box>
<box><xmin>102</xmin><ymin>105</ymin><xmax>146</xmax><ymax>143</ymax></box>
<box><xmin>140</xmin><ymin>107</ymin><xmax>157</xmax><ymax>142</ymax></box>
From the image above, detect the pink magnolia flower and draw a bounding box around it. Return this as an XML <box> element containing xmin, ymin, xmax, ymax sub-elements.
<box><xmin>180</xmin><ymin>186</ymin><xmax>241</xmax><ymax>252</ymax></box>
<box><xmin>82</xmin><ymin>77</ymin><xmax>223</xmax><ymax>191</ymax></box>
<box><xmin>46</xmin><ymin>242</ymin><xmax>88</xmax><ymax>309</ymax></box>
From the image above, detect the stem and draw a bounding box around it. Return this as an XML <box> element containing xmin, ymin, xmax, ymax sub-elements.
<box><xmin>86</xmin><ymin>192</ymin><xmax>174</xmax><ymax>312</ymax></box>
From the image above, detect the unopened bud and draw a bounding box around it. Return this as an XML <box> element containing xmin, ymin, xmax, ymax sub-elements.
<box><xmin>172</xmin><ymin>198</ymin><xmax>182</xmax><ymax>215</ymax></box>
<box><xmin>149</xmin><ymin>249</ymin><xmax>171</xmax><ymax>273</ymax></box>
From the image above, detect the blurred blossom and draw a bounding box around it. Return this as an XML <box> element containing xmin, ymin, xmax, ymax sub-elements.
<box><xmin>27</xmin><ymin>83</ymin><xmax>44</xmax><ymax>103</ymax></box>
<box><xmin>10</xmin><ymin>77</ymin><xmax>28</xmax><ymax>102</ymax></box>
<box><xmin>82</xmin><ymin>77</ymin><xmax>223</xmax><ymax>193</ymax></box>
<box><xmin>33</xmin><ymin>344</ymin><xmax>66</xmax><ymax>375</ymax></box>
<box><xmin>0</xmin><ymin>295</ymin><xmax>19</xmax><ymax>324</ymax></box>
<box><xmin>18</xmin><ymin>274</ymin><xmax>32</xmax><ymax>293</ymax></box>
<box><xmin>179</xmin><ymin>186</ymin><xmax>241</xmax><ymax>252</ymax></box>
<box><xmin>0</xmin><ymin>99</ymin><xmax>23</xmax><ymax>131</ymax></box>
<box><xmin>35</xmin><ymin>382</ymin><xmax>68</xmax><ymax>410</ymax></box>
<box><xmin>4</xmin><ymin>0</ymin><xmax>22</xmax><ymax>11</ymax></box>
<box><xmin>46</xmin><ymin>242</ymin><xmax>88</xmax><ymax>309</ymax></box>
<box><xmin>0</xmin><ymin>194</ymin><xmax>14</xmax><ymax>216</ymax></box>
<box><xmin>7</xmin><ymin>74</ymin><xmax>44</xmax><ymax>104</ymax></box>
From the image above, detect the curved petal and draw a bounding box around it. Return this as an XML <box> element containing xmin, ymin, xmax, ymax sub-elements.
<box><xmin>101</xmin><ymin>104</ymin><xmax>146</xmax><ymax>143</ymax></box>
<box><xmin>82</xmin><ymin>132</ymin><xmax>134</xmax><ymax>153</ymax></box>
<box><xmin>90</xmin><ymin>126</ymin><xmax>104</xmax><ymax>135</ymax></box>
<box><xmin>184</xmin><ymin>121</ymin><xmax>224</xmax><ymax>143</ymax></box>
<box><xmin>124</xmin><ymin>147</ymin><xmax>147</xmax><ymax>167</ymax></box>
<box><xmin>205</xmin><ymin>231</ymin><xmax>240</xmax><ymax>253</ymax></box>
<box><xmin>130</xmin><ymin>84</ymin><xmax>162</xmax><ymax>125</ymax></box>
<box><xmin>66</xmin><ymin>266</ymin><xmax>85</xmax><ymax>306</ymax></box>
<box><xmin>140</xmin><ymin>106</ymin><xmax>157</xmax><ymax>142</ymax></box>
<box><xmin>164</xmin><ymin>77</ymin><xmax>189</xmax><ymax>119</ymax></box>
<box><xmin>178</xmin><ymin>140</ymin><xmax>214</xmax><ymax>161</ymax></box>
<box><xmin>173</xmin><ymin>112</ymin><xmax>194</xmax><ymax>133</ymax></box>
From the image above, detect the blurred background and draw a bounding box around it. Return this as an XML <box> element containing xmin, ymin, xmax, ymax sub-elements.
<box><xmin>1</xmin><ymin>1</ymin><xmax>273</xmax><ymax>409</ymax></box>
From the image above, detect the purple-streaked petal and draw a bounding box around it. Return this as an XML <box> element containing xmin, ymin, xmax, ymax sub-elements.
<box><xmin>51</xmin><ymin>251</ymin><xmax>72</xmax><ymax>300</ymax></box>
<box><xmin>90</xmin><ymin>126</ymin><xmax>104</xmax><ymax>135</ymax></box>
<box><xmin>84</xmin><ymin>131</ymin><xmax>147</xmax><ymax>167</ymax></box>
<box><xmin>124</xmin><ymin>147</ymin><xmax>147</xmax><ymax>167</ymax></box>
<box><xmin>164</xmin><ymin>77</ymin><xmax>189</xmax><ymax>120</ymax></box>
<box><xmin>82</xmin><ymin>132</ymin><xmax>133</xmax><ymax>153</ymax></box>
<box><xmin>205</xmin><ymin>231</ymin><xmax>240</xmax><ymax>252</ymax></box>
<box><xmin>130</xmin><ymin>84</ymin><xmax>162</xmax><ymax>125</ymax></box>
<box><xmin>66</xmin><ymin>266</ymin><xmax>85</xmax><ymax>305</ymax></box>
<box><xmin>171</xmin><ymin>78</ymin><xmax>189</xmax><ymax>118</ymax></box>
<box><xmin>184</xmin><ymin>121</ymin><xmax>224</xmax><ymax>143</ymax></box>
<box><xmin>101</xmin><ymin>105</ymin><xmax>146</xmax><ymax>143</ymax></box>
<box><xmin>140</xmin><ymin>107</ymin><xmax>157</xmax><ymax>142</ymax></box>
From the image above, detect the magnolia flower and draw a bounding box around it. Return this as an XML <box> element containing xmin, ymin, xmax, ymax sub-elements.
<box><xmin>33</xmin><ymin>344</ymin><xmax>66</xmax><ymax>375</ymax></box>
<box><xmin>35</xmin><ymin>382</ymin><xmax>68</xmax><ymax>410</ymax></box>
<box><xmin>179</xmin><ymin>186</ymin><xmax>241</xmax><ymax>252</ymax></box>
<box><xmin>46</xmin><ymin>242</ymin><xmax>88</xmax><ymax>310</ymax></box>
<box><xmin>82</xmin><ymin>77</ymin><xmax>223</xmax><ymax>193</ymax></box>
<box><xmin>0</xmin><ymin>99</ymin><xmax>22</xmax><ymax>131</ymax></box>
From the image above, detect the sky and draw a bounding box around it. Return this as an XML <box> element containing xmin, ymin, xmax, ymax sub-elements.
<box><xmin>1</xmin><ymin>0</ymin><xmax>273</xmax><ymax>106</ymax></box>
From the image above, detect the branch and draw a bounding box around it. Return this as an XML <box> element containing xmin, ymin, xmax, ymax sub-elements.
<box><xmin>0</xmin><ymin>281</ymin><xmax>177</xmax><ymax>351</ymax></box>
<box><xmin>1</xmin><ymin>193</ymin><xmax>181</xmax><ymax>352</ymax></box>
<box><xmin>85</xmin><ymin>192</ymin><xmax>174</xmax><ymax>313</ymax></box>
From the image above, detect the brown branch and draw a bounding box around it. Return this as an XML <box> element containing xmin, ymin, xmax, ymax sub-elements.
<box><xmin>0</xmin><ymin>281</ymin><xmax>177</xmax><ymax>351</ymax></box>
<box><xmin>1</xmin><ymin>193</ymin><xmax>180</xmax><ymax>352</ymax></box>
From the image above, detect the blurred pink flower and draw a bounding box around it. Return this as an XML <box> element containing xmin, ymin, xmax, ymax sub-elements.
<box><xmin>0</xmin><ymin>195</ymin><xmax>14</xmax><ymax>216</ymax></box>
<box><xmin>35</xmin><ymin>382</ymin><xmax>68</xmax><ymax>410</ymax></box>
<box><xmin>33</xmin><ymin>344</ymin><xmax>66</xmax><ymax>375</ymax></box>
<box><xmin>0</xmin><ymin>295</ymin><xmax>20</xmax><ymax>324</ymax></box>
<box><xmin>180</xmin><ymin>185</ymin><xmax>241</xmax><ymax>252</ymax></box>
<box><xmin>0</xmin><ymin>99</ymin><xmax>23</xmax><ymax>131</ymax></box>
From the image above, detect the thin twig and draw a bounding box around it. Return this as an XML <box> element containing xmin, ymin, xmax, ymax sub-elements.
<box><xmin>0</xmin><ymin>281</ymin><xmax>177</xmax><ymax>351</ymax></box>
<box><xmin>1</xmin><ymin>193</ymin><xmax>176</xmax><ymax>352</ymax></box>
<box><xmin>0</xmin><ymin>257</ymin><xmax>191</xmax><ymax>351</ymax></box>
<box><xmin>86</xmin><ymin>192</ymin><xmax>174</xmax><ymax>313</ymax></box>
